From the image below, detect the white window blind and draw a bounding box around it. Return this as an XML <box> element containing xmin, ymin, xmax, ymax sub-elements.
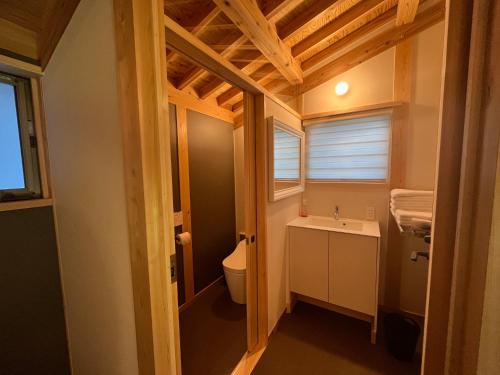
<box><xmin>306</xmin><ymin>114</ymin><xmax>390</xmax><ymax>181</ymax></box>
<box><xmin>274</xmin><ymin>128</ymin><xmax>300</xmax><ymax>180</ymax></box>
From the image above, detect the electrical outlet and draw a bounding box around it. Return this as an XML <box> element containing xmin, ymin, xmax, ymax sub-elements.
<box><xmin>366</xmin><ymin>206</ymin><xmax>376</xmax><ymax>220</ymax></box>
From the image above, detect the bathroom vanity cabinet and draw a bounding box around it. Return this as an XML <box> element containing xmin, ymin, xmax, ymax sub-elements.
<box><xmin>287</xmin><ymin>216</ymin><xmax>380</xmax><ymax>343</ymax></box>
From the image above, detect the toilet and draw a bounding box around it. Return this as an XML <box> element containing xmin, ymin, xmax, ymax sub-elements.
<box><xmin>223</xmin><ymin>239</ymin><xmax>246</xmax><ymax>304</ymax></box>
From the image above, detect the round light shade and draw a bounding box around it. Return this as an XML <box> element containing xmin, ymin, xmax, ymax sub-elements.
<box><xmin>335</xmin><ymin>81</ymin><xmax>349</xmax><ymax>96</ymax></box>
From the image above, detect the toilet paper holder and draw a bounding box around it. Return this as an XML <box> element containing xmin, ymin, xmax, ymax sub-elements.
<box><xmin>175</xmin><ymin>232</ymin><xmax>192</xmax><ymax>246</ymax></box>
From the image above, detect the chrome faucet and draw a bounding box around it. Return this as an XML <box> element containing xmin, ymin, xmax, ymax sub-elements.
<box><xmin>334</xmin><ymin>205</ymin><xmax>340</xmax><ymax>220</ymax></box>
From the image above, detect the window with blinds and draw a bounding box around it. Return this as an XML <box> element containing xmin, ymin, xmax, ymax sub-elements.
<box><xmin>305</xmin><ymin>114</ymin><xmax>391</xmax><ymax>181</ymax></box>
<box><xmin>274</xmin><ymin>128</ymin><xmax>300</xmax><ymax>180</ymax></box>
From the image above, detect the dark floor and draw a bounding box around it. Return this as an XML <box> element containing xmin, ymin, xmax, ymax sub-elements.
<box><xmin>252</xmin><ymin>302</ymin><xmax>421</xmax><ymax>375</ymax></box>
<box><xmin>180</xmin><ymin>280</ymin><xmax>247</xmax><ymax>375</ymax></box>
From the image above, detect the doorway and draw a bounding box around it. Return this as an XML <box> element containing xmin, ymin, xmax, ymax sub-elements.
<box><xmin>166</xmin><ymin>52</ymin><xmax>262</xmax><ymax>373</ymax></box>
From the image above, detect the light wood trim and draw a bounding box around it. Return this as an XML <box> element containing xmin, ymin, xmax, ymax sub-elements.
<box><xmin>445</xmin><ymin>0</ymin><xmax>500</xmax><ymax>373</ymax></box>
<box><xmin>421</xmin><ymin>0</ymin><xmax>473</xmax><ymax>373</ymax></box>
<box><xmin>168</xmin><ymin>83</ymin><xmax>235</xmax><ymax>124</ymax></box>
<box><xmin>176</xmin><ymin>105</ymin><xmax>195</xmax><ymax>303</ymax></box>
<box><xmin>298</xmin><ymin>2</ymin><xmax>445</xmax><ymax>95</ymax></box>
<box><xmin>0</xmin><ymin>53</ymin><xmax>42</xmax><ymax>77</ymax></box>
<box><xmin>396</xmin><ymin>0</ymin><xmax>420</xmax><ymax>26</ymax></box>
<box><xmin>244</xmin><ymin>92</ymin><xmax>259</xmax><ymax>352</ymax></box>
<box><xmin>302</xmin><ymin>101</ymin><xmax>404</xmax><ymax>121</ymax></box>
<box><xmin>113</xmin><ymin>0</ymin><xmax>179</xmax><ymax>373</ymax></box>
<box><xmin>0</xmin><ymin>198</ymin><xmax>53</xmax><ymax>212</ymax></box>
<box><xmin>292</xmin><ymin>0</ymin><xmax>386</xmax><ymax>57</ymax></box>
<box><xmin>385</xmin><ymin>40</ymin><xmax>412</xmax><ymax>310</ymax></box>
<box><xmin>231</xmin><ymin>346</ymin><xmax>266</xmax><ymax>375</ymax></box>
<box><xmin>255</xmin><ymin>94</ymin><xmax>269</xmax><ymax>348</ymax></box>
<box><xmin>178</xmin><ymin>275</ymin><xmax>223</xmax><ymax>313</ymax></box>
<box><xmin>30</xmin><ymin>78</ymin><xmax>51</xmax><ymax>198</ymax></box>
<box><xmin>213</xmin><ymin>0</ymin><xmax>303</xmax><ymax>84</ymax></box>
<box><xmin>164</xmin><ymin>15</ymin><xmax>301</xmax><ymax>118</ymax></box>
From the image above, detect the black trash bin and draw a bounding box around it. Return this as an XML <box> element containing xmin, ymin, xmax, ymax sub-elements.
<box><xmin>384</xmin><ymin>313</ymin><xmax>421</xmax><ymax>362</ymax></box>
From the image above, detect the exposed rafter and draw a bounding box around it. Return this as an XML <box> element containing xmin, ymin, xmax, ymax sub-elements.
<box><xmin>217</xmin><ymin>63</ymin><xmax>277</xmax><ymax>105</ymax></box>
<box><xmin>396</xmin><ymin>0</ymin><xmax>420</xmax><ymax>25</ymax></box>
<box><xmin>164</xmin><ymin>14</ymin><xmax>301</xmax><ymax>117</ymax></box>
<box><xmin>292</xmin><ymin>0</ymin><xmax>387</xmax><ymax>57</ymax></box>
<box><xmin>175</xmin><ymin>0</ymin><xmax>301</xmax><ymax>93</ymax></box>
<box><xmin>301</xmin><ymin>3</ymin><xmax>398</xmax><ymax>71</ymax></box>
<box><xmin>213</xmin><ymin>0</ymin><xmax>303</xmax><ymax>84</ymax></box>
<box><xmin>278</xmin><ymin>0</ymin><xmax>339</xmax><ymax>41</ymax></box>
<box><xmin>295</xmin><ymin>2</ymin><xmax>445</xmax><ymax>94</ymax></box>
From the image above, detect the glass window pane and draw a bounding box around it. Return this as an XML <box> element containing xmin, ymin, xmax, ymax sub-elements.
<box><xmin>306</xmin><ymin>115</ymin><xmax>390</xmax><ymax>181</ymax></box>
<box><xmin>0</xmin><ymin>81</ymin><xmax>25</xmax><ymax>190</ymax></box>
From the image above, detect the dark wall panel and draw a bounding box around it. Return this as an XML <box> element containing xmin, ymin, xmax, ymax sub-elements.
<box><xmin>0</xmin><ymin>207</ymin><xmax>71</xmax><ymax>375</ymax></box>
<box><xmin>187</xmin><ymin>110</ymin><xmax>236</xmax><ymax>293</ymax></box>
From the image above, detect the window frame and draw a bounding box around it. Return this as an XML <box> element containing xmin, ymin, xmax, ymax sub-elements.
<box><xmin>0</xmin><ymin>72</ymin><xmax>42</xmax><ymax>202</ymax></box>
<box><xmin>303</xmin><ymin>109</ymin><xmax>394</xmax><ymax>184</ymax></box>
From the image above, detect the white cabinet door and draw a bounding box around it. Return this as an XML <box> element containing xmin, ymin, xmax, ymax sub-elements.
<box><xmin>329</xmin><ymin>232</ymin><xmax>378</xmax><ymax>315</ymax></box>
<box><xmin>289</xmin><ymin>227</ymin><xmax>329</xmax><ymax>302</ymax></box>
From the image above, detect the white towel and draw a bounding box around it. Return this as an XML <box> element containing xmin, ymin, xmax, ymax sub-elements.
<box><xmin>391</xmin><ymin>189</ymin><xmax>434</xmax><ymax>198</ymax></box>
<box><xmin>396</xmin><ymin>209</ymin><xmax>432</xmax><ymax>221</ymax></box>
<box><xmin>391</xmin><ymin>197</ymin><xmax>433</xmax><ymax>204</ymax></box>
<box><xmin>390</xmin><ymin>201</ymin><xmax>433</xmax><ymax>211</ymax></box>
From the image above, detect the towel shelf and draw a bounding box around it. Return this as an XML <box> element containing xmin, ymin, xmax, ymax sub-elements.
<box><xmin>391</xmin><ymin>208</ymin><xmax>431</xmax><ymax>238</ymax></box>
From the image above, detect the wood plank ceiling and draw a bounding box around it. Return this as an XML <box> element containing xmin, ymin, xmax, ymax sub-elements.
<box><xmin>165</xmin><ymin>0</ymin><xmax>445</xmax><ymax>114</ymax></box>
<box><xmin>0</xmin><ymin>0</ymin><xmax>81</xmax><ymax>68</ymax></box>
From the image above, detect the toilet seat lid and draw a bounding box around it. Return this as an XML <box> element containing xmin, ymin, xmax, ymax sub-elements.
<box><xmin>223</xmin><ymin>240</ymin><xmax>246</xmax><ymax>271</ymax></box>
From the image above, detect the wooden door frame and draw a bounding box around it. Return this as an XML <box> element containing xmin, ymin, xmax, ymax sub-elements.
<box><xmin>113</xmin><ymin>0</ymin><xmax>179</xmax><ymax>373</ymax></box>
<box><xmin>422</xmin><ymin>0</ymin><xmax>499</xmax><ymax>373</ymax></box>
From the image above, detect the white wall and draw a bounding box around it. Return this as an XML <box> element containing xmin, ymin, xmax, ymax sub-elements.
<box><xmin>265</xmin><ymin>98</ymin><xmax>302</xmax><ymax>334</ymax></box>
<box><xmin>301</xmin><ymin>22</ymin><xmax>445</xmax><ymax>315</ymax></box>
<box><xmin>303</xmin><ymin>49</ymin><xmax>395</xmax><ymax>115</ymax></box>
<box><xmin>42</xmin><ymin>0</ymin><xmax>139</xmax><ymax>374</ymax></box>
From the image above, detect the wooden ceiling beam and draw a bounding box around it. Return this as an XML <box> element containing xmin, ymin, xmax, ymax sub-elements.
<box><xmin>301</xmin><ymin>5</ymin><xmax>397</xmax><ymax>71</ymax></box>
<box><xmin>213</xmin><ymin>0</ymin><xmax>303</xmax><ymax>84</ymax></box>
<box><xmin>164</xmin><ymin>14</ymin><xmax>302</xmax><ymax>119</ymax></box>
<box><xmin>188</xmin><ymin>0</ymin><xmax>302</xmax><ymax>97</ymax></box>
<box><xmin>278</xmin><ymin>0</ymin><xmax>339</xmax><ymax>40</ymax></box>
<box><xmin>292</xmin><ymin>0</ymin><xmax>386</xmax><ymax>57</ymax></box>
<box><xmin>217</xmin><ymin>63</ymin><xmax>276</xmax><ymax>105</ymax></box>
<box><xmin>166</xmin><ymin>3</ymin><xmax>220</xmax><ymax>61</ymax></box>
<box><xmin>296</xmin><ymin>2</ymin><xmax>445</xmax><ymax>94</ymax></box>
<box><xmin>259</xmin><ymin>0</ymin><xmax>304</xmax><ymax>23</ymax></box>
<box><xmin>176</xmin><ymin>34</ymin><xmax>247</xmax><ymax>90</ymax></box>
<box><xmin>396</xmin><ymin>0</ymin><xmax>420</xmax><ymax>25</ymax></box>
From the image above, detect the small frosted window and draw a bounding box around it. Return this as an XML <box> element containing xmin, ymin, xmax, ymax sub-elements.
<box><xmin>274</xmin><ymin>128</ymin><xmax>300</xmax><ymax>180</ymax></box>
<box><xmin>306</xmin><ymin>115</ymin><xmax>391</xmax><ymax>181</ymax></box>
<box><xmin>0</xmin><ymin>82</ymin><xmax>25</xmax><ymax>190</ymax></box>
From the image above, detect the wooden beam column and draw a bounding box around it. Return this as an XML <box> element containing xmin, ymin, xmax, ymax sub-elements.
<box><xmin>176</xmin><ymin>106</ymin><xmax>195</xmax><ymax>303</ymax></box>
<box><xmin>213</xmin><ymin>0</ymin><xmax>303</xmax><ymax>84</ymax></box>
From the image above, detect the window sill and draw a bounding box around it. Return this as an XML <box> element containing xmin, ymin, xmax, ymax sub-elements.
<box><xmin>306</xmin><ymin>180</ymin><xmax>389</xmax><ymax>187</ymax></box>
<box><xmin>0</xmin><ymin>198</ymin><xmax>53</xmax><ymax>212</ymax></box>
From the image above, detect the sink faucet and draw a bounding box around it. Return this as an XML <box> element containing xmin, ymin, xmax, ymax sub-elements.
<box><xmin>334</xmin><ymin>205</ymin><xmax>340</xmax><ymax>220</ymax></box>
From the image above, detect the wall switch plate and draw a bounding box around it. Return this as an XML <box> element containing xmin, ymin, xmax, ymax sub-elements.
<box><xmin>366</xmin><ymin>206</ymin><xmax>376</xmax><ymax>220</ymax></box>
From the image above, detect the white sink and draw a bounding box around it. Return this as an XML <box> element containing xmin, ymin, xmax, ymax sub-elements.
<box><xmin>306</xmin><ymin>216</ymin><xmax>364</xmax><ymax>231</ymax></box>
<box><xmin>287</xmin><ymin>215</ymin><xmax>380</xmax><ymax>238</ymax></box>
